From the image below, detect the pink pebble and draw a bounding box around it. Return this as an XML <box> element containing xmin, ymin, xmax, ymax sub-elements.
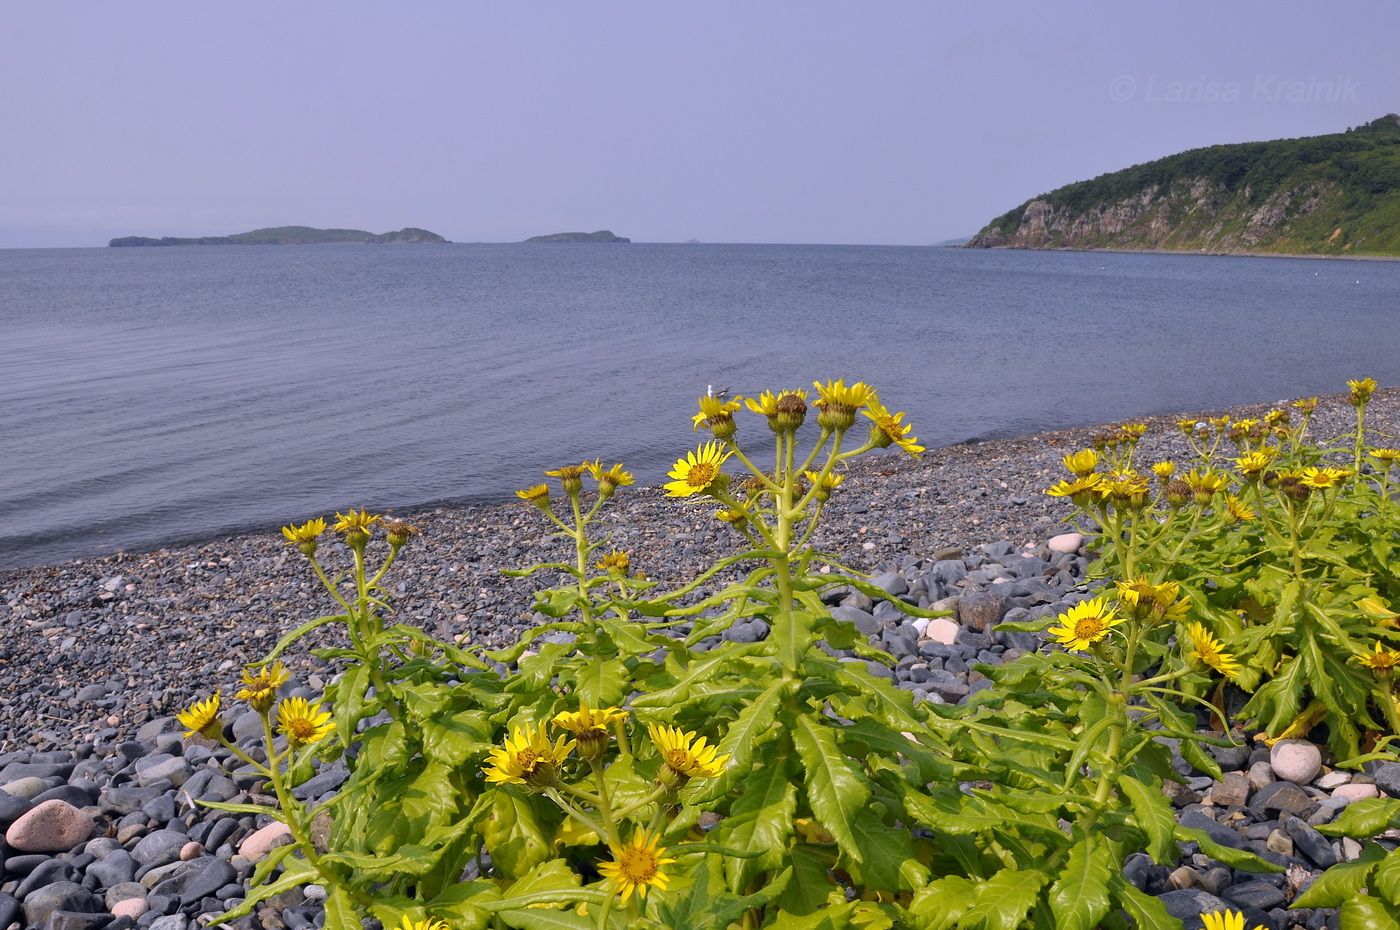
<box><xmin>112</xmin><ymin>898</ymin><xmax>148</xmax><ymax>919</ymax></box>
<box><xmin>1332</xmin><ymin>783</ymin><xmax>1380</xmax><ymax>804</ymax></box>
<box><xmin>179</xmin><ymin>841</ymin><xmax>204</xmax><ymax>861</ymax></box>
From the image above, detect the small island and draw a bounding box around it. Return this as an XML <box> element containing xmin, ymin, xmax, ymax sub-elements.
<box><xmin>523</xmin><ymin>230</ymin><xmax>630</xmax><ymax>243</ymax></box>
<box><xmin>108</xmin><ymin>226</ymin><xmax>449</xmax><ymax>247</ymax></box>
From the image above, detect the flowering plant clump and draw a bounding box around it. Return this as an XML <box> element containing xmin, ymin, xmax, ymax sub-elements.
<box><xmin>186</xmin><ymin>379</ymin><xmax>1305</xmax><ymax>929</ymax></box>
<box><xmin>1046</xmin><ymin>382</ymin><xmax>1400</xmax><ymax>763</ymax></box>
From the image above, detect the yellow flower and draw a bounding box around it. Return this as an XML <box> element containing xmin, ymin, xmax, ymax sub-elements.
<box><xmin>1348</xmin><ymin>377</ymin><xmax>1378</xmax><ymax>406</ymax></box>
<box><xmin>1118</xmin><ymin>422</ymin><xmax>1147</xmax><ymax>442</ymax></box>
<box><xmin>1234</xmin><ymin>450</ymin><xmax>1275</xmax><ymax>477</ymax></box>
<box><xmin>1062</xmin><ymin>449</ymin><xmax>1099</xmax><ymax>477</ymax></box>
<box><xmin>392</xmin><ymin>918</ymin><xmax>449</xmax><ymax>930</ymax></box>
<box><xmin>277</xmin><ymin>697</ymin><xmax>334</xmax><ymax>747</ymax></box>
<box><xmin>598</xmin><ymin>829</ymin><xmax>676</xmax><ymax>904</ymax></box>
<box><xmin>516</xmin><ymin>483</ymin><xmax>550</xmax><ymax>508</ymax></box>
<box><xmin>1369</xmin><ymin>448</ymin><xmax>1400</xmax><ymax>467</ymax></box>
<box><xmin>1292</xmin><ymin>396</ymin><xmax>1319</xmax><ymax>414</ymax></box>
<box><xmin>177</xmin><ymin>693</ymin><xmax>223</xmax><ymax>739</ymax></box>
<box><xmin>1095</xmin><ymin>470</ymin><xmax>1151</xmax><ymax>507</ymax></box>
<box><xmin>546</xmin><ymin>464</ymin><xmax>588</xmax><ymax>495</ymax></box>
<box><xmin>1298</xmin><ymin>466</ymin><xmax>1351</xmax><ymax>490</ymax></box>
<box><xmin>1045</xmin><ymin>473</ymin><xmax>1103</xmax><ymax>502</ymax></box>
<box><xmin>587</xmin><ymin>461</ymin><xmax>634</xmax><ymax>496</ymax></box>
<box><xmin>861</xmin><ymin>399</ymin><xmax>924</xmax><ymax>457</ymax></box>
<box><xmin>1184</xmin><ymin>468</ymin><xmax>1229</xmax><ymax>501</ymax></box>
<box><xmin>714</xmin><ymin>507</ymin><xmax>749</xmax><ymax>529</ymax></box>
<box><xmin>1265</xmin><ymin>408</ymin><xmax>1289</xmax><ymax>426</ymax></box>
<box><xmin>1150</xmin><ymin>461</ymin><xmax>1175</xmax><ymax>480</ymax></box>
<box><xmin>1201</xmin><ymin>909</ymin><xmax>1264</xmax><ymax>930</ymax></box>
<box><xmin>1208</xmin><ymin>415</ymin><xmax>1232</xmax><ymax>431</ymax></box>
<box><xmin>664</xmin><ymin>442</ymin><xmax>732</xmax><ymax>497</ymax></box>
<box><xmin>691</xmin><ymin>395</ymin><xmax>742</xmax><ymax>438</ymax></box>
<box><xmin>648</xmin><ymin>723</ymin><xmax>729</xmax><ymax>785</ymax></box>
<box><xmin>333</xmin><ymin>508</ymin><xmax>379</xmax><ymax>547</ymax></box>
<box><xmin>280</xmin><ymin>518</ymin><xmax>326</xmax><ymax>556</ymax></box>
<box><xmin>812</xmin><ymin>379</ymin><xmax>876</xmax><ymax>430</ymax></box>
<box><xmin>237</xmin><ymin>662</ymin><xmax>290</xmax><ymax>713</ymax></box>
<box><xmin>595</xmin><ymin>550</ymin><xmax>631</xmax><ymax>575</ymax></box>
<box><xmin>746</xmin><ymin>389</ymin><xmax>809</xmax><ymax>431</ymax></box>
<box><xmin>1223</xmin><ymin>495</ymin><xmax>1256</xmax><ymax>523</ymax></box>
<box><xmin>1116</xmin><ymin>578</ymin><xmax>1189</xmax><ymax>624</ymax></box>
<box><xmin>1186</xmin><ymin>623</ymin><xmax>1242</xmax><ymax>679</ymax></box>
<box><xmin>383</xmin><ymin>520</ymin><xmax>417</xmax><ymax>547</ymax></box>
<box><xmin>484</xmin><ymin>722</ymin><xmax>574</xmax><ymax>788</ymax></box>
<box><xmin>1176</xmin><ymin>418</ymin><xmax>1200</xmax><ymax>435</ymax></box>
<box><xmin>1048</xmin><ymin>597</ymin><xmax>1124</xmax><ymax>651</ymax></box>
<box><xmin>553</xmin><ymin>701</ymin><xmax>627</xmax><ymax>737</ymax></box>
<box><xmin>802</xmin><ymin>469</ymin><xmax>846</xmax><ymax>502</ymax></box>
<box><xmin>554</xmin><ymin>701</ymin><xmax>626</xmax><ymax>759</ymax></box>
<box><xmin>1357</xmin><ymin>641</ymin><xmax>1400</xmax><ymax>677</ymax></box>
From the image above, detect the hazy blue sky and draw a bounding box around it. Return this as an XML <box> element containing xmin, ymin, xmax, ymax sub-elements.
<box><xmin>3</xmin><ymin>2</ymin><xmax>1397</xmax><ymax>248</ymax></box>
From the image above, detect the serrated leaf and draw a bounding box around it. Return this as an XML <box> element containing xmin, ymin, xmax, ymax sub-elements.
<box><xmin>1339</xmin><ymin>894</ymin><xmax>1400</xmax><ymax>929</ymax></box>
<box><xmin>683</xmin><ymin>679</ymin><xmax>788</xmax><ymax>805</ymax></box>
<box><xmin>1317</xmin><ymin>797</ymin><xmax>1400</xmax><ymax>837</ymax></box>
<box><xmin>1370</xmin><ymin>848</ymin><xmax>1400</xmax><ymax>904</ymax></box>
<box><xmin>961</xmin><ymin>868</ymin><xmax>1049</xmax><ymax>930</ymax></box>
<box><xmin>792</xmin><ymin>714</ymin><xmax>871</xmax><ymax>860</ymax></box>
<box><xmin>1178</xmin><ymin>738</ymin><xmax>1223</xmax><ymax>780</ymax></box>
<box><xmin>1109</xmin><ymin>877</ymin><xmax>1179</xmax><ymax>930</ymax></box>
<box><xmin>775</xmin><ymin>844</ymin><xmax>837</xmax><ymax>916</ymax></box>
<box><xmin>575</xmin><ymin>657</ymin><xmax>626</xmax><ymax>708</ymax></box>
<box><xmin>1048</xmin><ymin>837</ymin><xmax>1112</xmax><ymax>930</ymax></box>
<box><xmin>498</xmin><ymin>910</ymin><xmax>598</xmax><ymax>930</ymax></box>
<box><xmin>846</xmin><ymin>808</ymin><xmax>930</xmax><ymax>892</ymax></box>
<box><xmin>1293</xmin><ymin>842</ymin><xmax>1386</xmax><ymax>907</ymax></box>
<box><xmin>1119</xmin><ymin>775</ymin><xmax>1176</xmax><ymax>864</ymax></box>
<box><xmin>1174</xmin><ymin>824</ymin><xmax>1283</xmax><ymax>873</ymax></box>
<box><xmin>322</xmin><ymin>885</ymin><xmax>361</xmax><ymax>930</ymax></box>
<box><xmin>907</xmin><ymin>875</ymin><xmax>977</xmax><ymax>930</ymax></box>
<box><xmin>709</xmin><ymin>751</ymin><xmax>797</xmax><ymax>890</ymax></box>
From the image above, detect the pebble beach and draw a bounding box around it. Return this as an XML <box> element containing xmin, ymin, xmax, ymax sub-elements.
<box><xmin>2</xmin><ymin>387</ymin><xmax>1398</xmax><ymax>930</ymax></box>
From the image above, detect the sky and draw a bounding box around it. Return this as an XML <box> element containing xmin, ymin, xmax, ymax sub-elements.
<box><xmin>3</xmin><ymin>2</ymin><xmax>1398</xmax><ymax>248</ymax></box>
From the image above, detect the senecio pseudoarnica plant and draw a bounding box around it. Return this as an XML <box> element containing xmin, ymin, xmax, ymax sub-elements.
<box><xmin>1048</xmin><ymin>378</ymin><xmax>1400</xmax><ymax>766</ymax></box>
<box><xmin>180</xmin><ymin>379</ymin><xmax>1285</xmax><ymax>930</ymax></box>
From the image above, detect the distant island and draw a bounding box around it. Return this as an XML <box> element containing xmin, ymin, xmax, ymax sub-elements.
<box><xmin>524</xmin><ymin>230</ymin><xmax>630</xmax><ymax>243</ymax></box>
<box><xmin>967</xmin><ymin>114</ymin><xmax>1400</xmax><ymax>257</ymax></box>
<box><xmin>109</xmin><ymin>226</ymin><xmax>449</xmax><ymax>247</ymax></box>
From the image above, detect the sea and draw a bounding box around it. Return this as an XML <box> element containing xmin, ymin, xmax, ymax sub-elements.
<box><xmin>3</xmin><ymin>243</ymin><xmax>1399</xmax><ymax>570</ymax></box>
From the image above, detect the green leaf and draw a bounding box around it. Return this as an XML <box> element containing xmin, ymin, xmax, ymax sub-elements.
<box><xmin>907</xmin><ymin>875</ymin><xmax>977</xmax><ymax>930</ymax></box>
<box><xmin>683</xmin><ymin>679</ymin><xmax>789</xmax><ymax>805</ymax></box>
<box><xmin>482</xmin><ymin>790</ymin><xmax>553</xmax><ymax>877</ymax></box>
<box><xmin>846</xmin><ymin>808</ymin><xmax>930</xmax><ymax>892</ymax></box>
<box><xmin>575</xmin><ymin>657</ymin><xmax>626</xmax><ymax>708</ymax></box>
<box><xmin>775</xmin><ymin>844</ymin><xmax>837</xmax><ymax>916</ymax></box>
<box><xmin>322</xmin><ymin>885</ymin><xmax>361</xmax><ymax>930</ymax></box>
<box><xmin>498</xmin><ymin>909</ymin><xmax>597</xmax><ymax>930</ymax></box>
<box><xmin>1174</xmin><ymin>824</ymin><xmax>1283</xmax><ymax>873</ymax></box>
<box><xmin>1047</xmin><ymin>837</ymin><xmax>1112</xmax><ymax>930</ymax></box>
<box><xmin>421</xmin><ymin>709</ymin><xmax>493</xmax><ymax>767</ymax></box>
<box><xmin>960</xmin><ymin>868</ymin><xmax>1049</xmax><ymax>930</ymax></box>
<box><xmin>1339</xmin><ymin>895</ymin><xmax>1400</xmax><ymax>929</ymax></box>
<box><xmin>1108</xmin><ymin>877</ymin><xmax>1179</xmax><ymax>930</ymax></box>
<box><xmin>709</xmin><ymin>751</ymin><xmax>797</xmax><ymax>890</ymax></box>
<box><xmin>766</xmin><ymin>903</ymin><xmax>858</xmax><ymax>929</ymax></box>
<box><xmin>335</xmin><ymin>664</ymin><xmax>373</xmax><ymax>746</ymax></box>
<box><xmin>1119</xmin><ymin>776</ymin><xmax>1177</xmax><ymax>864</ymax></box>
<box><xmin>1293</xmin><ymin>842</ymin><xmax>1386</xmax><ymax>907</ymax></box>
<box><xmin>1178</xmin><ymin>737</ymin><xmax>1223</xmax><ymax>780</ymax></box>
<box><xmin>205</xmin><ymin>856</ymin><xmax>318</xmax><ymax>924</ymax></box>
<box><xmin>1370</xmin><ymin>847</ymin><xmax>1400</xmax><ymax>904</ymax></box>
<box><xmin>1317</xmin><ymin>798</ymin><xmax>1400</xmax><ymax>837</ymax></box>
<box><xmin>791</xmin><ymin>714</ymin><xmax>871</xmax><ymax>861</ymax></box>
<box><xmin>195</xmin><ymin>800</ymin><xmax>280</xmax><ymax>817</ymax></box>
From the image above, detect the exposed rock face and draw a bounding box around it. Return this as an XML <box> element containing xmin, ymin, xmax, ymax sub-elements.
<box><xmin>967</xmin><ymin>177</ymin><xmax>1341</xmax><ymax>253</ymax></box>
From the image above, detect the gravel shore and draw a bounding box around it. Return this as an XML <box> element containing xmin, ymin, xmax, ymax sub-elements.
<box><xmin>2</xmin><ymin>388</ymin><xmax>1395</xmax><ymax>754</ymax></box>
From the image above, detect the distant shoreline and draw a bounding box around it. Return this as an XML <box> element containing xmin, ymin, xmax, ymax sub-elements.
<box><xmin>962</xmin><ymin>243</ymin><xmax>1400</xmax><ymax>263</ymax></box>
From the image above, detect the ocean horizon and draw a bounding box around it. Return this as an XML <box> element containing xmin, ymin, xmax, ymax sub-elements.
<box><xmin>4</xmin><ymin>242</ymin><xmax>1399</xmax><ymax>570</ymax></box>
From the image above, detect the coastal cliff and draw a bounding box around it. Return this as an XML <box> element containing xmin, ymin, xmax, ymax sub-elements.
<box><xmin>968</xmin><ymin>114</ymin><xmax>1400</xmax><ymax>256</ymax></box>
<box><xmin>109</xmin><ymin>226</ymin><xmax>448</xmax><ymax>247</ymax></box>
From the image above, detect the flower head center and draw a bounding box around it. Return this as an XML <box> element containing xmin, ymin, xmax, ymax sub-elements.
<box><xmin>617</xmin><ymin>847</ymin><xmax>660</xmax><ymax>885</ymax></box>
<box><xmin>1074</xmin><ymin>617</ymin><xmax>1105</xmax><ymax>640</ymax></box>
<box><xmin>687</xmin><ymin>463</ymin><xmax>717</xmax><ymax>488</ymax></box>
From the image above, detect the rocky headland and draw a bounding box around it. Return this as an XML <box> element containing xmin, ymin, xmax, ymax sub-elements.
<box><xmin>523</xmin><ymin>230</ymin><xmax>630</xmax><ymax>243</ymax></box>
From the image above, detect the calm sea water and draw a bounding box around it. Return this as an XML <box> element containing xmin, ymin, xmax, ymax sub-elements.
<box><xmin>3</xmin><ymin>243</ymin><xmax>1399</xmax><ymax>570</ymax></box>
